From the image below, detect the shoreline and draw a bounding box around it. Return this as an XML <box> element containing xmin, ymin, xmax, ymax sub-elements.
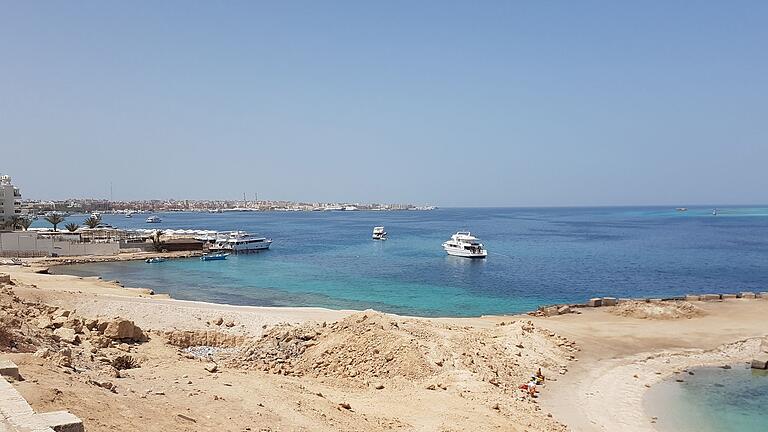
<box><xmin>2</xmin><ymin>255</ymin><xmax>767</xmax><ymax>431</ymax></box>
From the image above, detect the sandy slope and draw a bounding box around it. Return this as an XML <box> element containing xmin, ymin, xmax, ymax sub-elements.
<box><xmin>1</xmin><ymin>263</ymin><xmax>570</xmax><ymax>431</ymax></box>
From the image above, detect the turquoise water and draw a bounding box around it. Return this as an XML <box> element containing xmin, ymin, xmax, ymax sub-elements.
<box><xmin>645</xmin><ymin>365</ymin><xmax>768</xmax><ymax>432</ymax></box>
<box><xmin>52</xmin><ymin>206</ymin><xmax>768</xmax><ymax>317</ymax></box>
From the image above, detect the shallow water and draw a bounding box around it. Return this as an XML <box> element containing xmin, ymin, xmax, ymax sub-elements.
<box><xmin>644</xmin><ymin>365</ymin><xmax>768</xmax><ymax>432</ymax></box>
<box><xmin>51</xmin><ymin>206</ymin><xmax>768</xmax><ymax>317</ymax></box>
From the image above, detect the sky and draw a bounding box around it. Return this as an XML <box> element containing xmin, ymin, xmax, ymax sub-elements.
<box><xmin>1</xmin><ymin>1</ymin><xmax>766</xmax><ymax>206</ymax></box>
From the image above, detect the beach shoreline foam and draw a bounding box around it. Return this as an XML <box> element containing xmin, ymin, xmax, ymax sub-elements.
<box><xmin>2</xmin><ymin>254</ymin><xmax>767</xmax><ymax>431</ymax></box>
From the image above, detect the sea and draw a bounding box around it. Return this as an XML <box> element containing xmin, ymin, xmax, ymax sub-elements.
<box><xmin>49</xmin><ymin>206</ymin><xmax>768</xmax><ymax>317</ymax></box>
<box><xmin>644</xmin><ymin>365</ymin><xmax>768</xmax><ymax>432</ymax></box>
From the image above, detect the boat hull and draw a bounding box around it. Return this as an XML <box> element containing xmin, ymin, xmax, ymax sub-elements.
<box><xmin>201</xmin><ymin>254</ymin><xmax>229</xmax><ymax>261</ymax></box>
<box><xmin>443</xmin><ymin>245</ymin><xmax>487</xmax><ymax>258</ymax></box>
<box><xmin>210</xmin><ymin>241</ymin><xmax>272</xmax><ymax>254</ymax></box>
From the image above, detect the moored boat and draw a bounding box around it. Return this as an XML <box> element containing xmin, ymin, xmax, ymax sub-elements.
<box><xmin>372</xmin><ymin>226</ymin><xmax>387</xmax><ymax>240</ymax></box>
<box><xmin>209</xmin><ymin>231</ymin><xmax>272</xmax><ymax>253</ymax></box>
<box><xmin>201</xmin><ymin>252</ymin><xmax>230</xmax><ymax>261</ymax></box>
<box><xmin>146</xmin><ymin>216</ymin><xmax>162</xmax><ymax>223</ymax></box>
<box><xmin>442</xmin><ymin>232</ymin><xmax>488</xmax><ymax>258</ymax></box>
<box><xmin>145</xmin><ymin>257</ymin><xmax>166</xmax><ymax>263</ymax></box>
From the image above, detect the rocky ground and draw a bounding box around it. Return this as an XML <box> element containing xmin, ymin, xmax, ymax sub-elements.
<box><xmin>609</xmin><ymin>300</ymin><xmax>706</xmax><ymax>320</ymax></box>
<box><xmin>0</xmin><ymin>273</ymin><xmax>578</xmax><ymax>432</ymax></box>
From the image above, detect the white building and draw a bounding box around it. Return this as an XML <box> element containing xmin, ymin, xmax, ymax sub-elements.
<box><xmin>0</xmin><ymin>175</ymin><xmax>22</xmax><ymax>229</ymax></box>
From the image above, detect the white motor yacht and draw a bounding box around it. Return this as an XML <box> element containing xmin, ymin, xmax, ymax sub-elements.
<box><xmin>442</xmin><ymin>232</ymin><xmax>487</xmax><ymax>258</ymax></box>
<box><xmin>210</xmin><ymin>231</ymin><xmax>272</xmax><ymax>253</ymax></box>
<box><xmin>146</xmin><ymin>216</ymin><xmax>162</xmax><ymax>223</ymax></box>
<box><xmin>372</xmin><ymin>226</ymin><xmax>387</xmax><ymax>240</ymax></box>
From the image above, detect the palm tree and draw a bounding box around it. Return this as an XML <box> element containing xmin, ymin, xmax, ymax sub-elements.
<box><xmin>18</xmin><ymin>217</ymin><xmax>33</xmax><ymax>231</ymax></box>
<box><xmin>65</xmin><ymin>223</ymin><xmax>80</xmax><ymax>232</ymax></box>
<box><xmin>6</xmin><ymin>215</ymin><xmax>24</xmax><ymax>231</ymax></box>
<box><xmin>83</xmin><ymin>215</ymin><xmax>101</xmax><ymax>229</ymax></box>
<box><xmin>151</xmin><ymin>230</ymin><xmax>165</xmax><ymax>252</ymax></box>
<box><xmin>44</xmin><ymin>213</ymin><xmax>66</xmax><ymax>232</ymax></box>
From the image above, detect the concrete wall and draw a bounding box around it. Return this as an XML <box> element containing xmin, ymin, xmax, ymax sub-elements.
<box><xmin>0</xmin><ymin>232</ymin><xmax>118</xmax><ymax>256</ymax></box>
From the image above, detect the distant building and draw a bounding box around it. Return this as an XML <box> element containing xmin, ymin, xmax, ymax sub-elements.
<box><xmin>0</xmin><ymin>175</ymin><xmax>22</xmax><ymax>229</ymax></box>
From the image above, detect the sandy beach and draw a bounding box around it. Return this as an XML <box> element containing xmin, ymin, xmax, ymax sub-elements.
<box><xmin>1</xmin><ymin>256</ymin><xmax>767</xmax><ymax>431</ymax></box>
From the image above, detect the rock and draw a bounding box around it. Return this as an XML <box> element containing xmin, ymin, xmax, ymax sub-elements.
<box><xmin>557</xmin><ymin>305</ymin><xmax>571</xmax><ymax>315</ymax></box>
<box><xmin>90</xmin><ymin>379</ymin><xmax>115</xmax><ymax>392</ymax></box>
<box><xmin>751</xmin><ymin>355</ymin><xmax>768</xmax><ymax>370</ymax></box>
<box><xmin>540</xmin><ymin>306</ymin><xmax>559</xmax><ymax>316</ymax></box>
<box><xmin>104</xmin><ymin>319</ymin><xmax>145</xmax><ymax>341</ymax></box>
<box><xmin>374</xmin><ymin>383</ymin><xmax>384</xmax><ymax>390</ymax></box>
<box><xmin>36</xmin><ymin>316</ymin><xmax>54</xmax><ymax>329</ymax></box>
<box><xmin>740</xmin><ymin>292</ymin><xmax>756</xmax><ymax>299</ymax></box>
<box><xmin>339</xmin><ymin>402</ymin><xmax>351</xmax><ymax>410</ymax></box>
<box><xmin>601</xmin><ymin>297</ymin><xmax>617</xmax><ymax>306</ymax></box>
<box><xmin>53</xmin><ymin>328</ymin><xmax>79</xmax><ymax>344</ymax></box>
<box><xmin>33</xmin><ymin>348</ymin><xmax>52</xmax><ymax>358</ymax></box>
<box><xmin>85</xmin><ymin>319</ymin><xmax>99</xmax><ymax>330</ymax></box>
<box><xmin>64</xmin><ymin>318</ymin><xmax>84</xmax><ymax>333</ymax></box>
<box><xmin>225</xmin><ymin>320</ymin><xmax>235</xmax><ymax>328</ymax></box>
<box><xmin>0</xmin><ymin>359</ymin><xmax>20</xmax><ymax>380</ymax></box>
<box><xmin>204</xmin><ymin>363</ymin><xmax>218</xmax><ymax>373</ymax></box>
<box><xmin>90</xmin><ymin>335</ymin><xmax>111</xmax><ymax>348</ymax></box>
<box><xmin>213</xmin><ymin>317</ymin><xmax>224</xmax><ymax>326</ymax></box>
<box><xmin>492</xmin><ymin>403</ymin><xmax>500</xmax><ymax>410</ymax></box>
<box><xmin>684</xmin><ymin>295</ymin><xmax>701</xmax><ymax>301</ymax></box>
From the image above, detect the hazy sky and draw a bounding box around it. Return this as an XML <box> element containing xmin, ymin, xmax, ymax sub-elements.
<box><xmin>1</xmin><ymin>1</ymin><xmax>766</xmax><ymax>206</ymax></box>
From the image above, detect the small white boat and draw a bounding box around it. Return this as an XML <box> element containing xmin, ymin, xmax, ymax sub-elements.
<box><xmin>210</xmin><ymin>231</ymin><xmax>272</xmax><ymax>253</ymax></box>
<box><xmin>712</xmin><ymin>208</ymin><xmax>718</xmax><ymax>216</ymax></box>
<box><xmin>675</xmin><ymin>208</ymin><xmax>688</xmax><ymax>212</ymax></box>
<box><xmin>442</xmin><ymin>232</ymin><xmax>487</xmax><ymax>258</ymax></box>
<box><xmin>146</xmin><ymin>216</ymin><xmax>162</xmax><ymax>223</ymax></box>
<box><xmin>372</xmin><ymin>226</ymin><xmax>387</xmax><ymax>240</ymax></box>
<box><xmin>145</xmin><ymin>257</ymin><xmax>166</xmax><ymax>263</ymax></box>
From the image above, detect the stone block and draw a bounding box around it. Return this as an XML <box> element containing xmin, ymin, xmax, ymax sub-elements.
<box><xmin>601</xmin><ymin>297</ymin><xmax>618</xmax><ymax>306</ymax></box>
<box><xmin>739</xmin><ymin>292</ymin><xmax>756</xmax><ymax>299</ymax></box>
<box><xmin>751</xmin><ymin>355</ymin><xmax>768</xmax><ymax>370</ymax></box>
<box><xmin>648</xmin><ymin>298</ymin><xmax>663</xmax><ymax>304</ymax></box>
<box><xmin>0</xmin><ymin>273</ymin><xmax>10</xmax><ymax>284</ymax></box>
<box><xmin>587</xmin><ymin>298</ymin><xmax>602</xmax><ymax>307</ymax></box>
<box><xmin>758</xmin><ymin>292</ymin><xmax>768</xmax><ymax>299</ymax></box>
<box><xmin>721</xmin><ymin>293</ymin><xmax>737</xmax><ymax>300</ymax></box>
<box><xmin>0</xmin><ymin>359</ymin><xmax>20</xmax><ymax>381</ymax></box>
<box><xmin>701</xmin><ymin>294</ymin><xmax>721</xmax><ymax>301</ymax></box>
<box><xmin>685</xmin><ymin>295</ymin><xmax>701</xmax><ymax>301</ymax></box>
<box><xmin>557</xmin><ymin>305</ymin><xmax>571</xmax><ymax>315</ymax></box>
<box><xmin>34</xmin><ymin>411</ymin><xmax>84</xmax><ymax>432</ymax></box>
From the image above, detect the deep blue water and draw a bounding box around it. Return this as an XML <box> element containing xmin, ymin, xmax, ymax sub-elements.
<box><xmin>645</xmin><ymin>365</ymin><xmax>768</xmax><ymax>432</ymax></box>
<box><xmin>51</xmin><ymin>206</ymin><xmax>768</xmax><ymax>317</ymax></box>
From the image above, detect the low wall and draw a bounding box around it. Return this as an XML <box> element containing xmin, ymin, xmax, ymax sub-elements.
<box><xmin>0</xmin><ymin>232</ymin><xmax>118</xmax><ymax>256</ymax></box>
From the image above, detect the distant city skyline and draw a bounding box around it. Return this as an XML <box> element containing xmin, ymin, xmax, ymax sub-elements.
<box><xmin>1</xmin><ymin>2</ymin><xmax>766</xmax><ymax>206</ymax></box>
